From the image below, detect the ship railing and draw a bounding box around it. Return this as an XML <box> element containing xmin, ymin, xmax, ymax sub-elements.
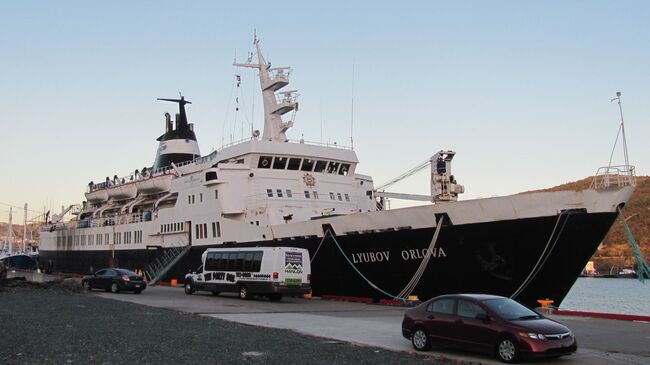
<box><xmin>217</xmin><ymin>136</ymin><xmax>353</xmax><ymax>152</ymax></box>
<box><xmin>590</xmin><ymin>165</ymin><xmax>636</xmax><ymax>190</ymax></box>
<box><xmin>86</xmin><ymin>167</ymin><xmax>179</xmax><ymax>193</ymax></box>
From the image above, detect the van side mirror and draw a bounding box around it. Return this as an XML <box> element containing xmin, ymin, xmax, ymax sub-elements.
<box><xmin>476</xmin><ymin>313</ymin><xmax>490</xmax><ymax>323</ymax></box>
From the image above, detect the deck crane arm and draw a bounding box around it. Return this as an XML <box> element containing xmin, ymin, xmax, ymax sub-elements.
<box><xmin>374</xmin><ymin>150</ymin><xmax>464</xmax><ymax>203</ymax></box>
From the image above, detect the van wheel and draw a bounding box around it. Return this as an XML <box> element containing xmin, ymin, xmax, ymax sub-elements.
<box><xmin>184</xmin><ymin>281</ymin><xmax>194</xmax><ymax>295</ymax></box>
<box><xmin>496</xmin><ymin>336</ymin><xmax>519</xmax><ymax>363</ymax></box>
<box><xmin>239</xmin><ymin>285</ymin><xmax>250</xmax><ymax>300</ymax></box>
<box><xmin>268</xmin><ymin>294</ymin><xmax>282</xmax><ymax>301</ymax></box>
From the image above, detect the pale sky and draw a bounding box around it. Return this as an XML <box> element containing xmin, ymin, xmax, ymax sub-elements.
<box><xmin>1</xmin><ymin>1</ymin><xmax>649</xmax><ymax>222</ymax></box>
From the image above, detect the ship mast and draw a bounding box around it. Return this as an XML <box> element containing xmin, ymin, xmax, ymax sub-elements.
<box><xmin>234</xmin><ymin>37</ymin><xmax>298</xmax><ymax>142</ymax></box>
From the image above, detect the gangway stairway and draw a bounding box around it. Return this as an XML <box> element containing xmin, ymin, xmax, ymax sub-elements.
<box><xmin>144</xmin><ymin>245</ymin><xmax>191</xmax><ymax>285</ymax></box>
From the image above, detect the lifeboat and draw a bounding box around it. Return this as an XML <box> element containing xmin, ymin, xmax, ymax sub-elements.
<box><xmin>85</xmin><ymin>189</ymin><xmax>109</xmax><ymax>203</ymax></box>
<box><xmin>107</xmin><ymin>182</ymin><xmax>138</xmax><ymax>200</ymax></box>
<box><xmin>136</xmin><ymin>174</ymin><xmax>173</xmax><ymax>195</ymax></box>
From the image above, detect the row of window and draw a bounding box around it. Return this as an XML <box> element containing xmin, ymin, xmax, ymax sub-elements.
<box><xmin>258</xmin><ymin>156</ymin><xmax>351</xmax><ymax>176</ymax></box>
<box><xmin>195</xmin><ymin>222</ymin><xmax>221</xmax><ymax>240</ymax></box>
<box><xmin>188</xmin><ymin>190</ymin><xmax>218</xmax><ymax>205</ymax></box>
<box><xmin>56</xmin><ymin>231</ymin><xmax>143</xmax><ymax>247</ymax></box>
<box><xmin>161</xmin><ymin>222</ymin><xmax>184</xmax><ymax>234</ymax></box>
<box><xmin>205</xmin><ymin>251</ymin><xmax>264</xmax><ymax>272</ymax></box>
<box><xmin>266</xmin><ymin>188</ymin><xmax>351</xmax><ymax>202</ymax></box>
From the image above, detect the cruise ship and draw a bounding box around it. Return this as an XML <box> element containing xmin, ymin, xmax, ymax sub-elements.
<box><xmin>38</xmin><ymin>38</ymin><xmax>636</xmax><ymax>307</ymax></box>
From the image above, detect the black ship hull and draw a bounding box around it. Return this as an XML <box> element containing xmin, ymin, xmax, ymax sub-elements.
<box><xmin>39</xmin><ymin>210</ymin><xmax>617</xmax><ymax>307</ymax></box>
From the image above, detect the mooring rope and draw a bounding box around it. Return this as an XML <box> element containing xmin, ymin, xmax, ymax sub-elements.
<box><xmin>618</xmin><ymin>207</ymin><xmax>650</xmax><ymax>282</ymax></box>
<box><xmin>510</xmin><ymin>210</ymin><xmax>572</xmax><ymax>299</ymax></box>
<box><xmin>318</xmin><ymin>215</ymin><xmax>444</xmax><ymax>302</ymax></box>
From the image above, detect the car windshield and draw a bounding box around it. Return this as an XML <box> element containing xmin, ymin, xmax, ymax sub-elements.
<box><xmin>482</xmin><ymin>298</ymin><xmax>541</xmax><ymax>320</ymax></box>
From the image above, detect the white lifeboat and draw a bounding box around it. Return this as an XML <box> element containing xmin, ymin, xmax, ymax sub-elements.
<box><xmin>85</xmin><ymin>189</ymin><xmax>109</xmax><ymax>203</ymax></box>
<box><xmin>107</xmin><ymin>182</ymin><xmax>138</xmax><ymax>200</ymax></box>
<box><xmin>136</xmin><ymin>174</ymin><xmax>173</xmax><ymax>195</ymax></box>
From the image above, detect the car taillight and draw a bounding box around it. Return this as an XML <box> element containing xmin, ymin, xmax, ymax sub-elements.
<box><xmin>307</xmin><ymin>274</ymin><xmax>311</xmax><ymax>282</ymax></box>
<box><xmin>122</xmin><ymin>275</ymin><xmax>130</xmax><ymax>281</ymax></box>
<box><xmin>272</xmin><ymin>272</ymin><xmax>278</xmax><ymax>279</ymax></box>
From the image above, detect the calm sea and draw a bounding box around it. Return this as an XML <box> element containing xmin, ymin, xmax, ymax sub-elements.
<box><xmin>560</xmin><ymin>277</ymin><xmax>650</xmax><ymax>316</ymax></box>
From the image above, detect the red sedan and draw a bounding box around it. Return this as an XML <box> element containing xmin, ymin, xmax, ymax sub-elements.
<box><xmin>402</xmin><ymin>294</ymin><xmax>576</xmax><ymax>363</ymax></box>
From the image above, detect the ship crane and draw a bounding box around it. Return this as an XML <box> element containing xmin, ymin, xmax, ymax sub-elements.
<box><xmin>374</xmin><ymin>150</ymin><xmax>464</xmax><ymax>204</ymax></box>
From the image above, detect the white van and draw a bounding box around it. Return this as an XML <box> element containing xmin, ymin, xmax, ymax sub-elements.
<box><xmin>183</xmin><ymin>247</ymin><xmax>311</xmax><ymax>301</ymax></box>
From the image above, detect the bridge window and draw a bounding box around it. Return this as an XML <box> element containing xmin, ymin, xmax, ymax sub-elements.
<box><xmin>313</xmin><ymin>191</ymin><xmax>319</xmax><ymax>200</ymax></box>
<box><xmin>304</xmin><ymin>190</ymin><xmax>311</xmax><ymax>199</ymax></box>
<box><xmin>327</xmin><ymin>162</ymin><xmax>340</xmax><ymax>174</ymax></box>
<box><xmin>267</xmin><ymin>189</ymin><xmax>273</xmax><ymax>197</ymax></box>
<box><xmin>258</xmin><ymin>156</ymin><xmax>272</xmax><ymax>168</ymax></box>
<box><xmin>301</xmin><ymin>159</ymin><xmax>315</xmax><ymax>171</ymax></box>
<box><xmin>329</xmin><ymin>192</ymin><xmax>335</xmax><ymax>200</ymax></box>
<box><xmin>337</xmin><ymin>193</ymin><xmax>343</xmax><ymax>201</ymax></box>
<box><xmin>339</xmin><ymin>163</ymin><xmax>351</xmax><ymax>175</ymax></box>
<box><xmin>273</xmin><ymin>157</ymin><xmax>288</xmax><ymax>169</ymax></box>
<box><xmin>314</xmin><ymin>160</ymin><xmax>327</xmax><ymax>173</ymax></box>
<box><xmin>288</xmin><ymin>158</ymin><xmax>301</xmax><ymax>170</ymax></box>
<box><xmin>286</xmin><ymin>189</ymin><xmax>293</xmax><ymax>198</ymax></box>
<box><xmin>345</xmin><ymin>193</ymin><xmax>350</xmax><ymax>202</ymax></box>
<box><xmin>276</xmin><ymin>189</ymin><xmax>284</xmax><ymax>198</ymax></box>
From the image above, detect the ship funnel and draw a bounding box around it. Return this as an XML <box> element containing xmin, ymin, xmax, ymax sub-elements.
<box><xmin>153</xmin><ymin>96</ymin><xmax>201</xmax><ymax>169</ymax></box>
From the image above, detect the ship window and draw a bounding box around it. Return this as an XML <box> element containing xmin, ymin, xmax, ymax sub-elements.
<box><xmin>314</xmin><ymin>160</ymin><xmax>327</xmax><ymax>173</ymax></box>
<box><xmin>339</xmin><ymin>163</ymin><xmax>351</xmax><ymax>176</ymax></box>
<box><xmin>192</xmin><ymin>195</ymin><xmax>195</xmax><ymax>204</ymax></box>
<box><xmin>267</xmin><ymin>189</ymin><xmax>273</xmax><ymax>197</ymax></box>
<box><xmin>313</xmin><ymin>191</ymin><xmax>319</xmax><ymax>200</ymax></box>
<box><xmin>215</xmin><ymin>190</ymin><xmax>218</xmax><ymax>199</ymax></box>
<box><xmin>216</xmin><ymin>222</ymin><xmax>221</xmax><ymax>237</ymax></box>
<box><xmin>277</xmin><ymin>189</ymin><xmax>283</xmax><ymax>198</ymax></box>
<box><xmin>195</xmin><ymin>224</ymin><xmax>199</xmax><ymax>239</ymax></box>
<box><xmin>256</xmin><ymin>221</ymin><xmax>259</xmax><ymax>226</ymax></box>
<box><xmin>287</xmin><ymin>158</ymin><xmax>301</xmax><ymax>170</ymax></box>
<box><xmin>188</xmin><ymin>196</ymin><xmax>191</xmax><ymax>204</ymax></box>
<box><xmin>273</xmin><ymin>157</ymin><xmax>288</xmax><ymax>169</ymax></box>
<box><xmin>301</xmin><ymin>159</ymin><xmax>315</xmax><ymax>171</ymax></box>
<box><xmin>304</xmin><ymin>190</ymin><xmax>311</xmax><ymax>199</ymax></box>
<box><xmin>286</xmin><ymin>189</ymin><xmax>293</xmax><ymax>198</ymax></box>
<box><xmin>200</xmin><ymin>193</ymin><xmax>203</xmax><ymax>202</ymax></box>
<box><xmin>327</xmin><ymin>162</ymin><xmax>340</xmax><ymax>174</ymax></box>
<box><xmin>337</xmin><ymin>193</ymin><xmax>342</xmax><ymax>201</ymax></box>
<box><xmin>205</xmin><ymin>171</ymin><xmax>217</xmax><ymax>181</ymax></box>
<box><xmin>329</xmin><ymin>192</ymin><xmax>335</xmax><ymax>200</ymax></box>
<box><xmin>258</xmin><ymin>156</ymin><xmax>272</xmax><ymax>169</ymax></box>
<box><xmin>345</xmin><ymin>193</ymin><xmax>350</xmax><ymax>202</ymax></box>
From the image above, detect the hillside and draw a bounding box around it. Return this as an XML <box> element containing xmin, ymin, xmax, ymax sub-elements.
<box><xmin>527</xmin><ymin>176</ymin><xmax>650</xmax><ymax>273</ymax></box>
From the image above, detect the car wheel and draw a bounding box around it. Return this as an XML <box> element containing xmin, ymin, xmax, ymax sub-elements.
<box><xmin>239</xmin><ymin>285</ymin><xmax>250</xmax><ymax>300</ymax></box>
<box><xmin>268</xmin><ymin>294</ymin><xmax>282</xmax><ymax>301</ymax></box>
<box><xmin>110</xmin><ymin>282</ymin><xmax>120</xmax><ymax>294</ymax></box>
<box><xmin>82</xmin><ymin>281</ymin><xmax>91</xmax><ymax>291</ymax></box>
<box><xmin>184</xmin><ymin>281</ymin><xmax>194</xmax><ymax>295</ymax></box>
<box><xmin>411</xmin><ymin>327</ymin><xmax>431</xmax><ymax>351</ymax></box>
<box><xmin>211</xmin><ymin>291</ymin><xmax>220</xmax><ymax>296</ymax></box>
<box><xmin>134</xmin><ymin>290</ymin><xmax>142</xmax><ymax>294</ymax></box>
<box><xmin>496</xmin><ymin>336</ymin><xmax>519</xmax><ymax>363</ymax></box>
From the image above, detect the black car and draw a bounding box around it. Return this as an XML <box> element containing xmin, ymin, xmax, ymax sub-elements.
<box><xmin>82</xmin><ymin>268</ymin><xmax>147</xmax><ymax>294</ymax></box>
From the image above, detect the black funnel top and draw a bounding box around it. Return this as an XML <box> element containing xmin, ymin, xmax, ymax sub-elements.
<box><xmin>156</xmin><ymin>96</ymin><xmax>197</xmax><ymax>142</ymax></box>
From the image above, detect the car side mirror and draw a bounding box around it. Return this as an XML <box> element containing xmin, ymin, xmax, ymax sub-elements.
<box><xmin>476</xmin><ymin>313</ymin><xmax>490</xmax><ymax>323</ymax></box>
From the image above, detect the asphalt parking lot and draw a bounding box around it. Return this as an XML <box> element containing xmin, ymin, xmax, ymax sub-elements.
<box><xmin>98</xmin><ymin>285</ymin><xmax>650</xmax><ymax>365</ymax></box>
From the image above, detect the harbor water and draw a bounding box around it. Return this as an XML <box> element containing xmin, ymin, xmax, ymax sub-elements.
<box><xmin>560</xmin><ymin>277</ymin><xmax>650</xmax><ymax>316</ymax></box>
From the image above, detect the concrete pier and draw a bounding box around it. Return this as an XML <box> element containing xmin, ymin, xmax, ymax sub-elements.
<box><xmin>97</xmin><ymin>286</ymin><xmax>649</xmax><ymax>365</ymax></box>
